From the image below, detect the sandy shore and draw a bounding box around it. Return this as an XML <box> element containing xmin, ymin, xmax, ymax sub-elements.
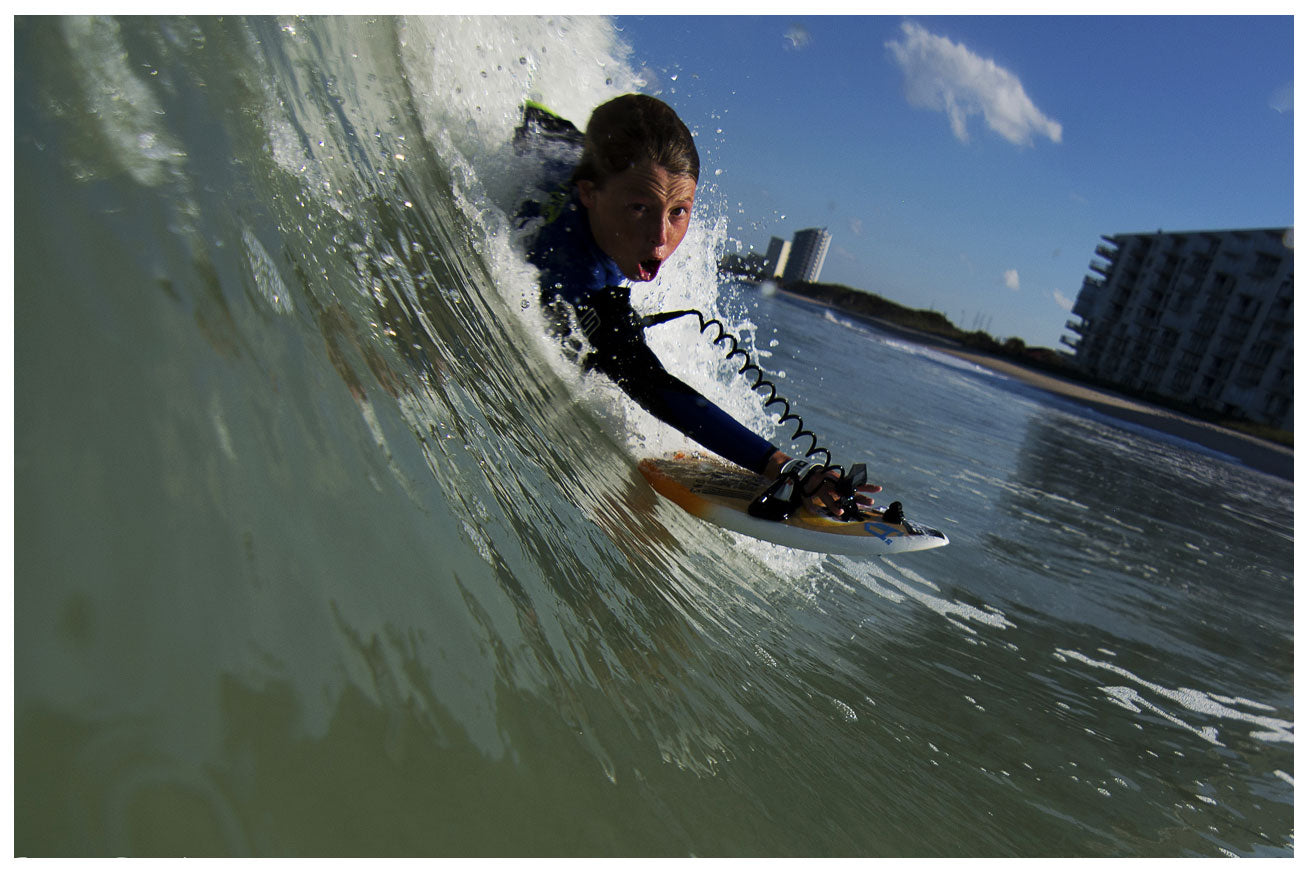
<box><xmin>860</xmin><ymin>316</ymin><xmax>1293</xmax><ymax>482</ymax></box>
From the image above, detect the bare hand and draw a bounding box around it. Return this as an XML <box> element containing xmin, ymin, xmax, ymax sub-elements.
<box><xmin>799</xmin><ymin>466</ymin><xmax>882</xmax><ymax>518</ymax></box>
<box><xmin>763</xmin><ymin>451</ymin><xmax>882</xmax><ymax>518</ymax></box>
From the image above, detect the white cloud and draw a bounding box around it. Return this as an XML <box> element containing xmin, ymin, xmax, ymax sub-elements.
<box><xmin>784</xmin><ymin>23</ymin><xmax>811</xmax><ymax>51</ymax></box>
<box><xmin>886</xmin><ymin>21</ymin><xmax>1063</xmax><ymax>147</ymax></box>
<box><xmin>848</xmin><ymin>216</ymin><xmax>863</xmax><ymax>236</ymax></box>
<box><xmin>1053</xmin><ymin>290</ymin><xmax>1074</xmax><ymax>310</ymax></box>
<box><xmin>1269</xmin><ymin>80</ymin><xmax>1293</xmax><ymax>113</ymax></box>
<box><xmin>1004</xmin><ymin>268</ymin><xmax>1020</xmax><ymax>290</ymax></box>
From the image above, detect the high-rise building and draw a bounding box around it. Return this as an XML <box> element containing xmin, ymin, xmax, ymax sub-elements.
<box><xmin>1063</xmin><ymin>227</ymin><xmax>1292</xmax><ymax>429</ymax></box>
<box><xmin>763</xmin><ymin>236</ymin><xmax>791</xmax><ymax>279</ymax></box>
<box><xmin>782</xmin><ymin>228</ymin><xmax>830</xmax><ymax>284</ymax></box>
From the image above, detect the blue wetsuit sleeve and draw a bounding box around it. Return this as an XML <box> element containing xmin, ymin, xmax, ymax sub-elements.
<box><xmin>641</xmin><ymin>378</ymin><xmax>779</xmax><ymax>473</ymax></box>
<box><xmin>582</xmin><ymin>312</ymin><xmax>778</xmax><ymax>474</ymax></box>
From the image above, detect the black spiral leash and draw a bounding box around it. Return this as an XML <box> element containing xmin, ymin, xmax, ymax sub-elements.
<box><xmin>641</xmin><ymin>307</ymin><xmax>870</xmax><ymax>521</ymax></box>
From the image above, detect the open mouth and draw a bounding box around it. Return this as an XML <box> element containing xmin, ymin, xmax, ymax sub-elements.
<box><xmin>637</xmin><ymin>259</ymin><xmax>662</xmax><ymax>281</ymax></box>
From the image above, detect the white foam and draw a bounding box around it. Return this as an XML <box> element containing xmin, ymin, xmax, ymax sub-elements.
<box><xmin>241</xmin><ymin>225</ymin><xmax>295</xmax><ymax>314</ymax></box>
<box><xmin>61</xmin><ymin>16</ymin><xmax>188</xmax><ymax>188</ymax></box>
<box><xmin>863</xmin><ymin>559</ymin><xmax>1014</xmax><ymax>631</ymax></box>
<box><xmin>1056</xmin><ymin>648</ymin><xmax>1293</xmax><ymax>747</ymax></box>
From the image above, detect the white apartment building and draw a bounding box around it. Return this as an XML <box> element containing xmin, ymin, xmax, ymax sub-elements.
<box><xmin>781</xmin><ymin>228</ymin><xmax>831</xmax><ymax>284</ymax></box>
<box><xmin>763</xmin><ymin>236</ymin><xmax>791</xmax><ymax>279</ymax></box>
<box><xmin>1063</xmin><ymin>227</ymin><xmax>1292</xmax><ymax>430</ymax></box>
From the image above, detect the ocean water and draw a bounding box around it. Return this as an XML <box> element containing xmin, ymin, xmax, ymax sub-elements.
<box><xmin>13</xmin><ymin>16</ymin><xmax>1293</xmax><ymax>857</ymax></box>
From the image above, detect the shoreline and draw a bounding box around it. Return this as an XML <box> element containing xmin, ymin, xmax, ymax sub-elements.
<box><xmin>816</xmin><ymin>303</ymin><xmax>1293</xmax><ymax>482</ymax></box>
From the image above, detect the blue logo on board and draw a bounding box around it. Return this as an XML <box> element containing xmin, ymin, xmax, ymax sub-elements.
<box><xmin>864</xmin><ymin>521</ymin><xmax>902</xmax><ymax>545</ymax></box>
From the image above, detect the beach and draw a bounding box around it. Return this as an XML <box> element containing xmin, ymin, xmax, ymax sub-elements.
<box><xmin>858</xmin><ymin>315</ymin><xmax>1293</xmax><ymax>481</ymax></box>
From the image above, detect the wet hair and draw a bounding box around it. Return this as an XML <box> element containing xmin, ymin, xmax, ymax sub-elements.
<box><xmin>572</xmin><ymin>94</ymin><xmax>700</xmax><ymax>188</ymax></box>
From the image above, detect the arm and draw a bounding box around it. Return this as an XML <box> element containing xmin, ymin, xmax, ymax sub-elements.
<box><xmin>587</xmin><ymin>326</ymin><xmax>779</xmax><ymax>473</ymax></box>
<box><xmin>565</xmin><ymin>286</ymin><xmax>776</xmax><ymax>473</ymax></box>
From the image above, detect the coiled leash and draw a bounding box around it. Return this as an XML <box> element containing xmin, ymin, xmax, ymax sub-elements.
<box><xmin>640</xmin><ymin>307</ymin><xmax>873</xmax><ymax>522</ymax></box>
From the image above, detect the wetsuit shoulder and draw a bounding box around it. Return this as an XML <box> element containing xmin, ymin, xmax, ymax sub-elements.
<box><xmin>527</xmin><ymin>191</ymin><xmax>626</xmax><ymax>305</ymax></box>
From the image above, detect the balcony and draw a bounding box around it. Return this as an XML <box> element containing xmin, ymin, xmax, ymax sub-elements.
<box><xmin>1065</xmin><ymin>319</ymin><xmax>1087</xmax><ymax>334</ymax></box>
<box><xmin>1220</xmin><ymin>332</ymin><xmax>1251</xmax><ymax>351</ymax></box>
<box><xmin>1261</xmin><ymin>318</ymin><xmax>1292</xmax><ymax>338</ymax></box>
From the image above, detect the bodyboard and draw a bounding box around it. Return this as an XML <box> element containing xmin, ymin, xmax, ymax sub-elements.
<box><xmin>638</xmin><ymin>454</ymin><xmax>949</xmax><ymax>556</ymax></box>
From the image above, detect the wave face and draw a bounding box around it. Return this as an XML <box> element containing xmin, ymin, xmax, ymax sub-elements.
<box><xmin>15</xmin><ymin>17</ymin><xmax>1292</xmax><ymax>856</ymax></box>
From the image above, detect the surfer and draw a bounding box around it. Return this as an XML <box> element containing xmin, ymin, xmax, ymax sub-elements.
<box><xmin>516</xmin><ymin>95</ymin><xmax>878</xmax><ymax>517</ymax></box>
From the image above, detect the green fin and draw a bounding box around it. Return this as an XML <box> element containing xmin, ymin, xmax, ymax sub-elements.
<box><xmin>523</xmin><ymin>99</ymin><xmax>562</xmax><ymax>119</ymax></box>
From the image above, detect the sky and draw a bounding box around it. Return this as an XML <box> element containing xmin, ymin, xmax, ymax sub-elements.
<box><xmin>610</xmin><ymin>13</ymin><xmax>1294</xmax><ymax>348</ymax></box>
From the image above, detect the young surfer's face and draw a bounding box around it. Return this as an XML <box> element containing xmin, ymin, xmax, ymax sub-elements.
<box><xmin>578</xmin><ymin>161</ymin><xmax>696</xmax><ymax>282</ymax></box>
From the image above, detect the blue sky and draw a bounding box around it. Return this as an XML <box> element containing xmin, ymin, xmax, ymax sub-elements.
<box><xmin>611</xmin><ymin>14</ymin><xmax>1294</xmax><ymax>348</ymax></box>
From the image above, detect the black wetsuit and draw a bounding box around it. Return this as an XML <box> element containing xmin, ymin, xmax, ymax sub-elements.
<box><xmin>515</xmin><ymin>105</ymin><xmax>778</xmax><ymax>474</ymax></box>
